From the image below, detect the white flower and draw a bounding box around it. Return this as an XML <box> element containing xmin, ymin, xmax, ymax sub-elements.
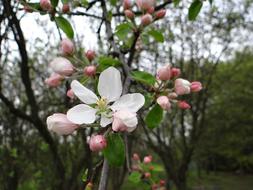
<box><xmin>66</xmin><ymin>67</ymin><xmax>145</xmax><ymax>131</ymax></box>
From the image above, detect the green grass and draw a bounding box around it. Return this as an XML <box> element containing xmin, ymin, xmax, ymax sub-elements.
<box><xmin>188</xmin><ymin>172</ymin><xmax>253</xmax><ymax>190</ymax></box>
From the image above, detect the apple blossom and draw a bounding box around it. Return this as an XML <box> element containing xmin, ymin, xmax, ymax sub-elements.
<box><xmin>156</xmin><ymin>64</ymin><xmax>171</xmax><ymax>81</ymax></box>
<box><xmin>157</xmin><ymin>96</ymin><xmax>171</xmax><ymax>110</ymax></box>
<box><xmin>178</xmin><ymin>101</ymin><xmax>191</xmax><ymax>110</ymax></box>
<box><xmin>66</xmin><ymin>67</ymin><xmax>145</xmax><ymax>132</ymax></box>
<box><xmin>46</xmin><ymin>113</ymin><xmax>79</xmax><ymax>135</ymax></box>
<box><xmin>132</xmin><ymin>153</ymin><xmax>140</xmax><ymax>161</ymax></box>
<box><xmin>168</xmin><ymin>92</ymin><xmax>178</xmax><ymax>99</ymax></box>
<box><xmin>50</xmin><ymin>57</ymin><xmax>75</xmax><ymax>76</ymax></box>
<box><xmin>67</xmin><ymin>89</ymin><xmax>75</xmax><ymax>99</ymax></box>
<box><xmin>174</xmin><ymin>78</ymin><xmax>191</xmax><ymax>95</ymax></box>
<box><xmin>124</xmin><ymin>10</ymin><xmax>135</xmax><ymax>19</ymax></box>
<box><xmin>191</xmin><ymin>81</ymin><xmax>202</xmax><ymax>92</ymax></box>
<box><xmin>144</xmin><ymin>172</ymin><xmax>151</xmax><ymax>178</ymax></box>
<box><xmin>170</xmin><ymin>67</ymin><xmax>181</xmax><ymax>78</ymax></box>
<box><xmin>123</xmin><ymin>0</ymin><xmax>133</xmax><ymax>10</ymax></box>
<box><xmin>141</xmin><ymin>14</ymin><xmax>153</xmax><ymax>26</ymax></box>
<box><xmin>160</xmin><ymin>180</ymin><xmax>166</xmax><ymax>186</ymax></box>
<box><xmin>85</xmin><ymin>50</ymin><xmax>96</xmax><ymax>61</ymax></box>
<box><xmin>84</xmin><ymin>65</ymin><xmax>96</xmax><ymax>77</ymax></box>
<box><xmin>136</xmin><ymin>0</ymin><xmax>155</xmax><ymax>11</ymax></box>
<box><xmin>89</xmin><ymin>135</ymin><xmax>107</xmax><ymax>152</ymax></box>
<box><xmin>40</xmin><ymin>0</ymin><xmax>51</xmax><ymax>11</ymax></box>
<box><xmin>112</xmin><ymin>110</ymin><xmax>138</xmax><ymax>132</ymax></box>
<box><xmin>61</xmin><ymin>38</ymin><xmax>74</xmax><ymax>55</ymax></box>
<box><xmin>45</xmin><ymin>73</ymin><xmax>63</xmax><ymax>87</ymax></box>
<box><xmin>155</xmin><ymin>9</ymin><xmax>166</xmax><ymax>19</ymax></box>
<box><xmin>62</xmin><ymin>4</ymin><xmax>70</xmax><ymax>13</ymax></box>
<box><xmin>143</xmin><ymin>155</ymin><xmax>152</xmax><ymax>164</ymax></box>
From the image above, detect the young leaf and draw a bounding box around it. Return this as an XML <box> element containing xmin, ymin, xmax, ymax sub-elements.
<box><xmin>50</xmin><ymin>0</ymin><xmax>59</xmax><ymax>7</ymax></box>
<box><xmin>131</xmin><ymin>71</ymin><xmax>156</xmax><ymax>86</ymax></box>
<box><xmin>147</xmin><ymin>29</ymin><xmax>165</xmax><ymax>43</ymax></box>
<box><xmin>98</xmin><ymin>56</ymin><xmax>121</xmax><ymax>71</ymax></box>
<box><xmin>55</xmin><ymin>16</ymin><xmax>74</xmax><ymax>39</ymax></box>
<box><xmin>103</xmin><ymin>133</ymin><xmax>125</xmax><ymax>167</ymax></box>
<box><xmin>145</xmin><ymin>104</ymin><xmax>163</xmax><ymax>129</ymax></box>
<box><xmin>174</xmin><ymin>0</ymin><xmax>181</xmax><ymax>7</ymax></box>
<box><xmin>27</xmin><ymin>3</ymin><xmax>41</xmax><ymax>10</ymax></box>
<box><xmin>128</xmin><ymin>172</ymin><xmax>141</xmax><ymax>184</ymax></box>
<box><xmin>115</xmin><ymin>22</ymin><xmax>133</xmax><ymax>40</ymax></box>
<box><xmin>188</xmin><ymin>0</ymin><xmax>203</xmax><ymax>21</ymax></box>
<box><xmin>110</xmin><ymin>0</ymin><xmax>117</xmax><ymax>6</ymax></box>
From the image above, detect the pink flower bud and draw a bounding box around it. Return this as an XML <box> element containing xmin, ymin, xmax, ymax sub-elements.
<box><xmin>170</xmin><ymin>67</ymin><xmax>181</xmax><ymax>78</ymax></box>
<box><xmin>178</xmin><ymin>101</ymin><xmax>191</xmax><ymax>110</ymax></box>
<box><xmin>62</xmin><ymin>4</ymin><xmax>70</xmax><ymax>13</ymax></box>
<box><xmin>136</xmin><ymin>0</ymin><xmax>155</xmax><ymax>11</ymax></box>
<box><xmin>132</xmin><ymin>153</ymin><xmax>140</xmax><ymax>161</ymax></box>
<box><xmin>40</xmin><ymin>0</ymin><xmax>51</xmax><ymax>11</ymax></box>
<box><xmin>45</xmin><ymin>73</ymin><xmax>63</xmax><ymax>87</ymax></box>
<box><xmin>160</xmin><ymin>180</ymin><xmax>166</xmax><ymax>186</ymax></box>
<box><xmin>168</xmin><ymin>92</ymin><xmax>178</xmax><ymax>99</ymax></box>
<box><xmin>46</xmin><ymin>113</ymin><xmax>79</xmax><ymax>135</ymax></box>
<box><xmin>124</xmin><ymin>10</ymin><xmax>135</xmax><ymax>19</ymax></box>
<box><xmin>147</xmin><ymin>6</ymin><xmax>154</xmax><ymax>14</ymax></box>
<box><xmin>152</xmin><ymin>184</ymin><xmax>159</xmax><ymax>190</ymax></box>
<box><xmin>61</xmin><ymin>38</ymin><xmax>74</xmax><ymax>55</ymax></box>
<box><xmin>157</xmin><ymin>96</ymin><xmax>171</xmax><ymax>110</ymax></box>
<box><xmin>141</xmin><ymin>14</ymin><xmax>153</xmax><ymax>26</ymax></box>
<box><xmin>174</xmin><ymin>78</ymin><xmax>191</xmax><ymax>95</ymax></box>
<box><xmin>156</xmin><ymin>64</ymin><xmax>171</xmax><ymax>81</ymax></box>
<box><xmin>89</xmin><ymin>135</ymin><xmax>107</xmax><ymax>152</ymax></box>
<box><xmin>50</xmin><ymin>57</ymin><xmax>75</xmax><ymax>76</ymax></box>
<box><xmin>143</xmin><ymin>155</ymin><xmax>152</xmax><ymax>164</ymax></box>
<box><xmin>123</xmin><ymin>0</ymin><xmax>133</xmax><ymax>10</ymax></box>
<box><xmin>67</xmin><ymin>89</ymin><xmax>74</xmax><ymax>99</ymax></box>
<box><xmin>85</xmin><ymin>50</ymin><xmax>96</xmax><ymax>61</ymax></box>
<box><xmin>191</xmin><ymin>81</ymin><xmax>202</xmax><ymax>92</ymax></box>
<box><xmin>84</xmin><ymin>65</ymin><xmax>97</xmax><ymax>77</ymax></box>
<box><xmin>155</xmin><ymin>9</ymin><xmax>166</xmax><ymax>19</ymax></box>
<box><xmin>144</xmin><ymin>172</ymin><xmax>151</xmax><ymax>178</ymax></box>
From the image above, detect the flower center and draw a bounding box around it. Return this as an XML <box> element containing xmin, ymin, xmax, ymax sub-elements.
<box><xmin>96</xmin><ymin>98</ymin><xmax>108</xmax><ymax>111</ymax></box>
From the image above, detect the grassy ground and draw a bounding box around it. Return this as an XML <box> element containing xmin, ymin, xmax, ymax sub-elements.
<box><xmin>187</xmin><ymin>172</ymin><xmax>253</xmax><ymax>190</ymax></box>
<box><xmin>122</xmin><ymin>171</ymin><xmax>253</xmax><ymax>190</ymax></box>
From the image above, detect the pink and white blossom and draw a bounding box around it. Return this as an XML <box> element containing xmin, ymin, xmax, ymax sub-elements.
<box><xmin>89</xmin><ymin>135</ymin><xmax>107</xmax><ymax>152</ymax></box>
<box><xmin>83</xmin><ymin>65</ymin><xmax>96</xmax><ymax>77</ymax></box>
<box><xmin>45</xmin><ymin>73</ymin><xmax>63</xmax><ymax>87</ymax></box>
<box><xmin>191</xmin><ymin>81</ymin><xmax>202</xmax><ymax>92</ymax></box>
<box><xmin>178</xmin><ymin>101</ymin><xmax>191</xmax><ymax>110</ymax></box>
<box><xmin>174</xmin><ymin>78</ymin><xmax>191</xmax><ymax>95</ymax></box>
<box><xmin>40</xmin><ymin>0</ymin><xmax>51</xmax><ymax>11</ymax></box>
<box><xmin>143</xmin><ymin>155</ymin><xmax>152</xmax><ymax>164</ymax></box>
<box><xmin>136</xmin><ymin>0</ymin><xmax>155</xmax><ymax>11</ymax></box>
<box><xmin>141</xmin><ymin>14</ymin><xmax>153</xmax><ymax>26</ymax></box>
<box><xmin>156</xmin><ymin>64</ymin><xmax>171</xmax><ymax>81</ymax></box>
<box><xmin>46</xmin><ymin>113</ymin><xmax>79</xmax><ymax>135</ymax></box>
<box><xmin>66</xmin><ymin>67</ymin><xmax>145</xmax><ymax>131</ymax></box>
<box><xmin>157</xmin><ymin>96</ymin><xmax>171</xmax><ymax>110</ymax></box>
<box><xmin>50</xmin><ymin>57</ymin><xmax>75</xmax><ymax>76</ymax></box>
<box><xmin>67</xmin><ymin>89</ymin><xmax>75</xmax><ymax>99</ymax></box>
<box><xmin>61</xmin><ymin>38</ymin><xmax>74</xmax><ymax>55</ymax></box>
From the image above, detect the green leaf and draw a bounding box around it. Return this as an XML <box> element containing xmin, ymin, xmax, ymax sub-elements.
<box><xmin>174</xmin><ymin>0</ymin><xmax>181</xmax><ymax>7</ymax></box>
<box><xmin>50</xmin><ymin>0</ymin><xmax>59</xmax><ymax>7</ymax></box>
<box><xmin>55</xmin><ymin>16</ymin><xmax>74</xmax><ymax>39</ymax></box>
<box><xmin>27</xmin><ymin>3</ymin><xmax>41</xmax><ymax>10</ymax></box>
<box><xmin>145</xmin><ymin>104</ymin><xmax>163</xmax><ymax>129</ymax></box>
<box><xmin>115</xmin><ymin>23</ymin><xmax>133</xmax><ymax>40</ymax></box>
<box><xmin>188</xmin><ymin>0</ymin><xmax>203</xmax><ymax>21</ymax></box>
<box><xmin>81</xmin><ymin>0</ymin><xmax>89</xmax><ymax>7</ymax></box>
<box><xmin>103</xmin><ymin>133</ymin><xmax>125</xmax><ymax>167</ymax></box>
<box><xmin>151</xmin><ymin>164</ymin><xmax>164</xmax><ymax>172</ymax></box>
<box><xmin>131</xmin><ymin>71</ymin><xmax>156</xmax><ymax>86</ymax></box>
<box><xmin>98</xmin><ymin>56</ymin><xmax>121</xmax><ymax>71</ymax></box>
<box><xmin>128</xmin><ymin>172</ymin><xmax>141</xmax><ymax>184</ymax></box>
<box><xmin>110</xmin><ymin>0</ymin><xmax>117</xmax><ymax>6</ymax></box>
<box><xmin>61</xmin><ymin>0</ymin><xmax>69</xmax><ymax>3</ymax></box>
<box><xmin>147</xmin><ymin>29</ymin><xmax>164</xmax><ymax>43</ymax></box>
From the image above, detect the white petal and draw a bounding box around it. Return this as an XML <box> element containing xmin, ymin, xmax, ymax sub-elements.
<box><xmin>100</xmin><ymin>116</ymin><xmax>113</xmax><ymax>127</ymax></box>
<box><xmin>127</xmin><ymin>125</ymin><xmax>137</xmax><ymax>132</ymax></box>
<box><xmin>71</xmin><ymin>80</ymin><xmax>98</xmax><ymax>104</ymax></box>
<box><xmin>67</xmin><ymin>104</ymin><xmax>97</xmax><ymax>125</ymax></box>
<box><xmin>114</xmin><ymin>110</ymin><xmax>138</xmax><ymax>127</ymax></box>
<box><xmin>110</xmin><ymin>93</ymin><xmax>145</xmax><ymax>112</ymax></box>
<box><xmin>98</xmin><ymin>67</ymin><xmax>122</xmax><ymax>102</ymax></box>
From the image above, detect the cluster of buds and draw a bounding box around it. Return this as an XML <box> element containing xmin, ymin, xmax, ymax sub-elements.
<box><xmin>45</xmin><ymin>38</ymin><xmax>97</xmax><ymax>89</ymax></box>
<box><xmin>131</xmin><ymin>153</ymin><xmax>166</xmax><ymax>190</ymax></box>
<box><xmin>123</xmin><ymin>0</ymin><xmax>166</xmax><ymax>26</ymax></box>
<box><xmin>155</xmin><ymin>64</ymin><xmax>202</xmax><ymax>110</ymax></box>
